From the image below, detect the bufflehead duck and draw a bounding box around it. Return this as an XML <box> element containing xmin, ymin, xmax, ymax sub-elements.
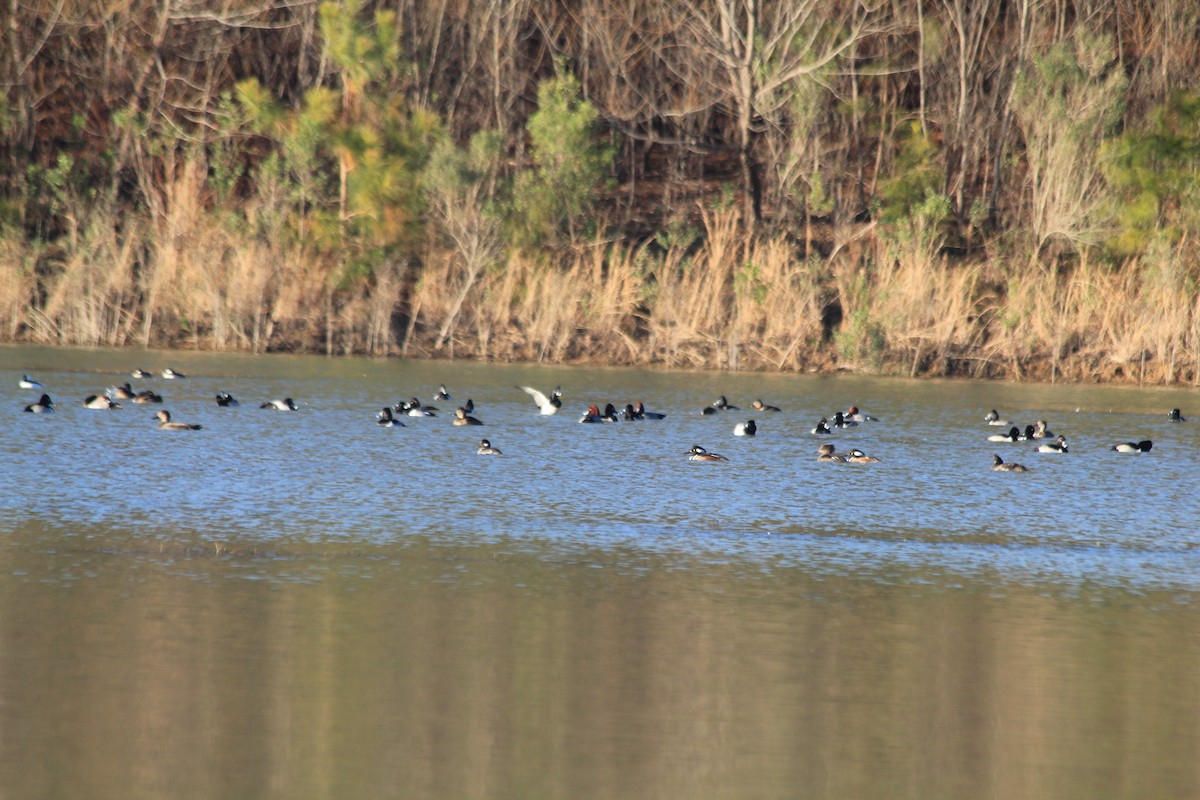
<box><xmin>376</xmin><ymin>407</ymin><xmax>405</xmax><ymax>427</ymax></box>
<box><xmin>435</xmin><ymin>384</ymin><xmax>451</xmax><ymax>401</ymax></box>
<box><xmin>751</xmin><ymin>399</ymin><xmax>782</xmax><ymax>412</ymax></box>
<box><xmin>1111</xmin><ymin>439</ymin><xmax>1152</xmax><ymax>453</ymax></box>
<box><xmin>518</xmin><ymin>385</ymin><xmax>562</xmax><ymax>415</ymax></box>
<box><xmin>154</xmin><ymin>410</ymin><xmax>202</xmax><ymax>430</ymax></box>
<box><xmin>985</xmin><ymin>409</ymin><xmax>1011</xmax><ymax>426</ymax></box>
<box><xmin>24</xmin><ymin>394</ymin><xmax>54</xmax><ymax>413</ymax></box>
<box><xmin>1168</xmin><ymin>408</ymin><xmax>1187</xmax><ymax>422</ymax></box>
<box><xmin>733</xmin><ymin>419</ymin><xmax>757</xmax><ymax>437</ymax></box>
<box><xmin>811</xmin><ymin>418</ymin><xmax>833</xmax><ymax>435</ymax></box>
<box><xmin>477</xmin><ymin>438</ymin><xmax>503</xmax><ymax>455</ymax></box>
<box><xmin>845</xmin><ymin>448</ymin><xmax>881</xmax><ymax>463</ymax></box>
<box><xmin>84</xmin><ymin>394</ymin><xmax>121</xmax><ymax>409</ymax></box>
<box><xmin>1035</xmin><ymin>436</ymin><xmax>1068</xmax><ymax>453</ymax></box>
<box><xmin>453</xmin><ymin>406</ymin><xmax>483</xmax><ymax>426</ymax></box>
<box><xmin>18</xmin><ymin>374</ymin><xmax>42</xmax><ymax>390</ymax></box>
<box><xmin>987</xmin><ymin>426</ymin><xmax>1021</xmax><ymax>443</ymax></box>
<box><xmin>131</xmin><ymin>368</ymin><xmax>153</xmax><ymax>379</ymax></box>
<box><xmin>991</xmin><ymin>454</ymin><xmax>1029</xmax><ymax>472</ymax></box>
<box><xmin>634</xmin><ymin>401</ymin><xmax>665</xmax><ymax>420</ymax></box>
<box><xmin>687</xmin><ymin>445</ymin><xmax>729</xmax><ymax>462</ymax></box>
<box><xmin>845</xmin><ymin>405</ymin><xmax>879</xmax><ymax>422</ymax></box>
<box><xmin>132</xmin><ymin>389</ymin><xmax>163</xmax><ymax>404</ymax></box>
<box><xmin>261</xmin><ymin>398</ymin><xmax>298</xmax><ymax>410</ymax></box>
<box><xmin>817</xmin><ymin>443</ymin><xmax>845</xmax><ymax>462</ymax></box>
<box><xmin>215</xmin><ymin>392</ymin><xmax>239</xmax><ymax>407</ymax></box>
<box><xmin>161</xmin><ymin>368</ymin><xmax>187</xmax><ymax>379</ymax></box>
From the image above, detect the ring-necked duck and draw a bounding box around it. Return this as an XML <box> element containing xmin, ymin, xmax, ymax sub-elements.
<box><xmin>734</xmin><ymin>420</ymin><xmax>757</xmax><ymax>437</ymax></box>
<box><xmin>845</xmin><ymin>448</ymin><xmax>881</xmax><ymax>463</ymax></box>
<box><xmin>215</xmin><ymin>392</ymin><xmax>239</xmax><ymax>407</ymax></box>
<box><xmin>985</xmin><ymin>409</ymin><xmax>1011</xmax><ymax>426</ymax></box>
<box><xmin>477</xmin><ymin>438</ymin><xmax>503</xmax><ymax>455</ymax></box>
<box><xmin>261</xmin><ymin>398</ymin><xmax>298</xmax><ymax>410</ymax></box>
<box><xmin>435</xmin><ymin>385</ymin><xmax>451</xmax><ymax>401</ymax></box>
<box><xmin>376</xmin><ymin>407</ymin><xmax>405</xmax><ymax>427</ymax></box>
<box><xmin>751</xmin><ymin>399</ymin><xmax>782</xmax><ymax>412</ymax></box>
<box><xmin>133</xmin><ymin>390</ymin><xmax>163</xmax><ymax>404</ymax></box>
<box><xmin>453</xmin><ymin>406</ymin><xmax>483</xmax><ymax>426</ymax></box>
<box><xmin>1168</xmin><ymin>408</ymin><xmax>1187</xmax><ymax>422</ymax></box>
<box><xmin>396</xmin><ymin>397</ymin><xmax>437</xmax><ymax>416</ymax></box>
<box><xmin>1111</xmin><ymin>439</ymin><xmax>1152</xmax><ymax>453</ymax></box>
<box><xmin>161</xmin><ymin>368</ymin><xmax>187</xmax><ymax>379</ymax></box>
<box><xmin>84</xmin><ymin>394</ymin><xmax>121</xmax><ymax>409</ymax></box>
<box><xmin>817</xmin><ymin>443</ymin><xmax>845</xmax><ymax>462</ymax></box>
<box><xmin>19</xmin><ymin>374</ymin><xmax>42</xmax><ymax>390</ymax></box>
<box><xmin>992</xmin><ymin>454</ymin><xmax>1029</xmax><ymax>472</ymax></box>
<box><xmin>811</xmin><ymin>418</ymin><xmax>833</xmax><ymax>435</ymax></box>
<box><xmin>688</xmin><ymin>445</ymin><xmax>729</xmax><ymax>462</ymax></box>
<box><xmin>155</xmin><ymin>410</ymin><xmax>202</xmax><ymax>430</ymax></box>
<box><xmin>987</xmin><ymin>426</ymin><xmax>1020</xmax><ymax>443</ymax></box>
<box><xmin>24</xmin><ymin>394</ymin><xmax>54</xmax><ymax>413</ymax></box>
<box><xmin>1035</xmin><ymin>436</ymin><xmax>1068</xmax><ymax>453</ymax></box>
<box><xmin>131</xmin><ymin>368</ymin><xmax>153</xmax><ymax>379</ymax></box>
<box><xmin>518</xmin><ymin>385</ymin><xmax>562</xmax><ymax>415</ymax></box>
<box><xmin>831</xmin><ymin>411</ymin><xmax>857</xmax><ymax>428</ymax></box>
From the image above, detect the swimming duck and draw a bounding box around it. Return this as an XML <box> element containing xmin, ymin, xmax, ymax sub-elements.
<box><xmin>462</xmin><ymin>398</ymin><xmax>475</xmax><ymax>414</ymax></box>
<box><xmin>477</xmin><ymin>438</ymin><xmax>503</xmax><ymax>455</ymax></box>
<box><xmin>518</xmin><ymin>385</ymin><xmax>562</xmax><ymax>415</ymax></box>
<box><xmin>992</xmin><ymin>454</ymin><xmax>1029</xmax><ymax>472</ymax></box>
<box><xmin>985</xmin><ymin>409</ymin><xmax>1011</xmax><ymax>426</ymax></box>
<box><xmin>623</xmin><ymin>404</ymin><xmax>640</xmax><ymax>420</ymax></box>
<box><xmin>376</xmin><ymin>407</ymin><xmax>405</xmax><ymax>427</ymax></box>
<box><xmin>131</xmin><ymin>368</ymin><xmax>153</xmax><ymax>379</ymax></box>
<box><xmin>84</xmin><ymin>394</ymin><xmax>121</xmax><ymax>409</ymax></box>
<box><xmin>161</xmin><ymin>368</ymin><xmax>187</xmax><ymax>379</ymax></box>
<box><xmin>817</xmin><ymin>443</ymin><xmax>845</xmax><ymax>462</ymax></box>
<box><xmin>132</xmin><ymin>390</ymin><xmax>163</xmax><ymax>404</ymax></box>
<box><xmin>453</xmin><ymin>406</ymin><xmax>483</xmax><ymax>426</ymax></box>
<box><xmin>713</xmin><ymin>396</ymin><xmax>739</xmax><ymax>411</ymax></box>
<box><xmin>811</xmin><ymin>418</ymin><xmax>833</xmax><ymax>435</ymax></box>
<box><xmin>1168</xmin><ymin>408</ymin><xmax>1187</xmax><ymax>422</ymax></box>
<box><xmin>634</xmin><ymin>401</ymin><xmax>665</xmax><ymax>420</ymax></box>
<box><xmin>214</xmin><ymin>392</ymin><xmax>239</xmax><ymax>407</ymax></box>
<box><xmin>23</xmin><ymin>394</ymin><xmax>54</xmax><ymax>413</ymax></box>
<box><xmin>831</xmin><ymin>411</ymin><xmax>857</xmax><ymax>428</ymax></box>
<box><xmin>1035</xmin><ymin>436</ymin><xmax>1068</xmax><ymax>453</ymax></box>
<box><xmin>108</xmin><ymin>382</ymin><xmax>136</xmax><ymax>400</ymax></box>
<box><xmin>154</xmin><ymin>409</ymin><xmax>202</xmax><ymax>430</ymax></box>
<box><xmin>398</xmin><ymin>397</ymin><xmax>437</xmax><ymax>416</ymax></box>
<box><xmin>435</xmin><ymin>384</ymin><xmax>452</xmax><ymax>401</ymax></box>
<box><xmin>845</xmin><ymin>405</ymin><xmax>879</xmax><ymax>422</ymax></box>
<box><xmin>987</xmin><ymin>426</ymin><xmax>1021</xmax><ymax>443</ymax></box>
<box><xmin>18</xmin><ymin>374</ymin><xmax>42</xmax><ymax>390</ymax></box>
<box><xmin>600</xmin><ymin>403</ymin><xmax>620</xmax><ymax>422</ymax></box>
<box><xmin>1031</xmin><ymin>420</ymin><xmax>1054</xmax><ymax>439</ymax></box>
<box><xmin>845</xmin><ymin>448</ymin><xmax>881</xmax><ymax>463</ymax></box>
<box><xmin>733</xmin><ymin>420</ymin><xmax>757</xmax><ymax>437</ymax></box>
<box><xmin>751</xmin><ymin>399</ymin><xmax>782</xmax><ymax>412</ymax></box>
<box><xmin>687</xmin><ymin>445</ymin><xmax>729</xmax><ymax>462</ymax></box>
<box><xmin>261</xmin><ymin>398</ymin><xmax>298</xmax><ymax>410</ymax></box>
<box><xmin>1111</xmin><ymin>439</ymin><xmax>1152</xmax><ymax>453</ymax></box>
<box><xmin>579</xmin><ymin>404</ymin><xmax>603</xmax><ymax>423</ymax></box>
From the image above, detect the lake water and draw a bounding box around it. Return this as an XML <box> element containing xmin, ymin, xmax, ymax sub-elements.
<box><xmin>2</xmin><ymin>344</ymin><xmax>1199</xmax><ymax>798</ymax></box>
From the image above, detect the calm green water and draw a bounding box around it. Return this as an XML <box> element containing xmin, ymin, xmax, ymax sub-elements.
<box><xmin>3</xmin><ymin>345</ymin><xmax>1199</xmax><ymax>799</ymax></box>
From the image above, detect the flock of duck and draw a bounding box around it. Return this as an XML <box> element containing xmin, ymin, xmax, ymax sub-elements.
<box><xmin>16</xmin><ymin>370</ymin><xmax>1188</xmax><ymax>467</ymax></box>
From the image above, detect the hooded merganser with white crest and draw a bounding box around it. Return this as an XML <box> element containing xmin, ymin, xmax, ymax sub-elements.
<box><xmin>845</xmin><ymin>448</ymin><xmax>881</xmax><ymax>463</ymax></box>
<box><xmin>154</xmin><ymin>409</ymin><xmax>202</xmax><ymax>430</ymax></box>
<box><xmin>19</xmin><ymin>374</ymin><xmax>42</xmax><ymax>390</ymax></box>
<box><xmin>453</xmin><ymin>406</ymin><xmax>483</xmax><ymax>426</ymax></box>
<box><xmin>215</xmin><ymin>392</ymin><xmax>239</xmax><ymax>407</ymax></box>
<box><xmin>751</xmin><ymin>399</ymin><xmax>781</xmax><ymax>412</ymax></box>
<box><xmin>477</xmin><ymin>438</ymin><xmax>503</xmax><ymax>455</ymax></box>
<box><xmin>24</xmin><ymin>394</ymin><xmax>54</xmax><ymax>413</ymax></box>
<box><xmin>991</xmin><ymin>454</ymin><xmax>1029</xmax><ymax>472</ymax></box>
<box><xmin>1111</xmin><ymin>439</ymin><xmax>1152</xmax><ymax>453</ymax></box>
<box><xmin>161</xmin><ymin>368</ymin><xmax>187</xmax><ymax>379</ymax></box>
<box><xmin>811</xmin><ymin>418</ymin><xmax>833</xmax><ymax>435</ymax></box>
<box><xmin>376</xmin><ymin>407</ymin><xmax>405</xmax><ymax>427</ymax></box>
<box><xmin>261</xmin><ymin>398</ymin><xmax>298</xmax><ymax>410</ymax></box>
<box><xmin>688</xmin><ymin>445</ymin><xmax>729</xmax><ymax>462</ymax></box>
<box><xmin>817</xmin><ymin>443</ymin><xmax>844</xmax><ymax>462</ymax></box>
<box><xmin>1035</xmin><ymin>436</ymin><xmax>1068</xmax><ymax>453</ymax></box>
<box><xmin>84</xmin><ymin>394</ymin><xmax>120</xmax><ymax>409</ymax></box>
<box><xmin>518</xmin><ymin>385</ymin><xmax>562</xmax><ymax>415</ymax></box>
<box><xmin>987</xmin><ymin>426</ymin><xmax>1021</xmax><ymax>443</ymax></box>
<box><xmin>734</xmin><ymin>420</ymin><xmax>757</xmax><ymax>437</ymax></box>
<box><xmin>1168</xmin><ymin>408</ymin><xmax>1187</xmax><ymax>422</ymax></box>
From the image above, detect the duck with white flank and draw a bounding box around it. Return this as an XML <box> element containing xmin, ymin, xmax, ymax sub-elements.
<box><xmin>518</xmin><ymin>385</ymin><xmax>562</xmax><ymax>415</ymax></box>
<box><xmin>811</xmin><ymin>418</ymin><xmax>833</xmax><ymax>435</ymax></box>
<box><xmin>154</xmin><ymin>410</ymin><xmax>202</xmax><ymax>430</ymax></box>
<box><xmin>1111</xmin><ymin>440</ymin><xmax>1152</xmax><ymax>453</ymax></box>
<box><xmin>845</xmin><ymin>405</ymin><xmax>879</xmax><ymax>422</ymax></box>
<box><xmin>687</xmin><ymin>445</ymin><xmax>729</xmax><ymax>462</ymax></box>
<box><xmin>734</xmin><ymin>420</ymin><xmax>757</xmax><ymax>437</ymax></box>
<box><xmin>131</xmin><ymin>368</ymin><xmax>153</xmax><ymax>379</ymax></box>
<box><xmin>987</xmin><ymin>426</ymin><xmax>1021</xmax><ymax>443</ymax></box>
<box><xmin>376</xmin><ymin>407</ymin><xmax>405</xmax><ymax>427</ymax></box>
<box><xmin>1035</xmin><ymin>436</ymin><xmax>1068</xmax><ymax>453</ymax></box>
<box><xmin>261</xmin><ymin>398</ymin><xmax>298</xmax><ymax>410</ymax></box>
<box><xmin>435</xmin><ymin>385</ymin><xmax>451</xmax><ymax>401</ymax></box>
<box><xmin>161</xmin><ymin>368</ymin><xmax>187</xmax><ymax>379</ymax></box>
<box><xmin>24</xmin><ymin>394</ymin><xmax>54</xmax><ymax>413</ymax></box>
<box><xmin>992</xmin><ymin>454</ymin><xmax>1030</xmax><ymax>472</ymax></box>
<box><xmin>215</xmin><ymin>392</ymin><xmax>239</xmax><ymax>407</ymax></box>
<box><xmin>19</xmin><ymin>374</ymin><xmax>42</xmax><ymax>390</ymax></box>
<box><xmin>845</xmin><ymin>448</ymin><xmax>881</xmax><ymax>463</ymax></box>
<box><xmin>84</xmin><ymin>394</ymin><xmax>121</xmax><ymax>409</ymax></box>
<box><xmin>985</xmin><ymin>409</ymin><xmax>1011</xmax><ymax>426</ymax></box>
